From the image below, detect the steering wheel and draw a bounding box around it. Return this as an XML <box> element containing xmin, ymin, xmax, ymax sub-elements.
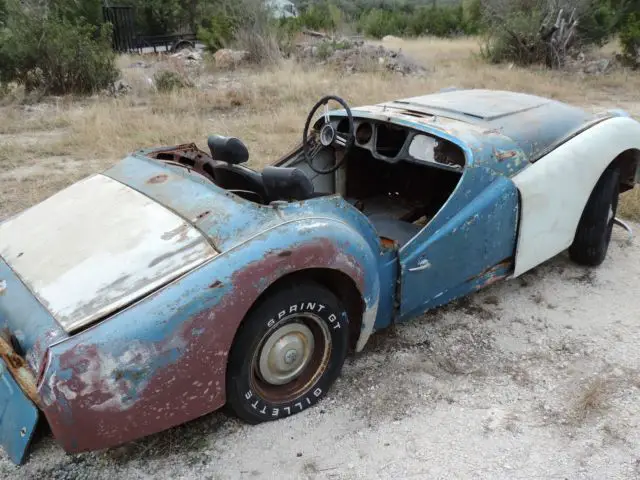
<box><xmin>303</xmin><ymin>95</ymin><xmax>355</xmax><ymax>175</ymax></box>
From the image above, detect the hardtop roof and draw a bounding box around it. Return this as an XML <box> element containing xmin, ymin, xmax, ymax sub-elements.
<box><xmin>379</xmin><ymin>89</ymin><xmax>604</xmax><ymax>162</ymax></box>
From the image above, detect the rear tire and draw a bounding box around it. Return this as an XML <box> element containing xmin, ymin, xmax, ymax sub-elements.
<box><xmin>569</xmin><ymin>164</ymin><xmax>620</xmax><ymax>266</ymax></box>
<box><xmin>226</xmin><ymin>281</ymin><xmax>349</xmax><ymax>424</ymax></box>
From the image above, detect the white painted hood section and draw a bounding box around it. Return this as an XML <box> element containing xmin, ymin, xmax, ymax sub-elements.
<box><xmin>0</xmin><ymin>174</ymin><xmax>217</xmax><ymax>332</ymax></box>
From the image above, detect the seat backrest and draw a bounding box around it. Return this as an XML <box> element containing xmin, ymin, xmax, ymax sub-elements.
<box><xmin>207</xmin><ymin>135</ymin><xmax>249</xmax><ymax>165</ymax></box>
<box><xmin>262</xmin><ymin>166</ymin><xmax>315</xmax><ymax>202</ymax></box>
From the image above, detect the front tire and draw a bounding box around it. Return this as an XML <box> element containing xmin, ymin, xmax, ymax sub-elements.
<box><xmin>569</xmin><ymin>164</ymin><xmax>620</xmax><ymax>266</ymax></box>
<box><xmin>226</xmin><ymin>281</ymin><xmax>349</xmax><ymax>424</ymax></box>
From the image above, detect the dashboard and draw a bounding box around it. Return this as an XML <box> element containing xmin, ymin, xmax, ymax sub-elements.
<box><xmin>333</xmin><ymin>116</ymin><xmax>466</xmax><ymax>172</ymax></box>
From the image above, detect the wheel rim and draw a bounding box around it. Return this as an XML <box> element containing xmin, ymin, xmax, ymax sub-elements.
<box><xmin>251</xmin><ymin>313</ymin><xmax>332</xmax><ymax>403</ymax></box>
<box><xmin>258</xmin><ymin>323</ymin><xmax>315</xmax><ymax>385</ymax></box>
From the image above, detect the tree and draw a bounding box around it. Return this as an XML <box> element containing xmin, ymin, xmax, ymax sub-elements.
<box><xmin>0</xmin><ymin>0</ymin><xmax>118</xmax><ymax>94</ymax></box>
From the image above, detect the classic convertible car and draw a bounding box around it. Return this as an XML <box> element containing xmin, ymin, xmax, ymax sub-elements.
<box><xmin>1</xmin><ymin>89</ymin><xmax>639</xmax><ymax>464</ymax></box>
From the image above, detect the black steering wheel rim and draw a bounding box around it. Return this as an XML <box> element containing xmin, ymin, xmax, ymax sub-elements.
<box><xmin>302</xmin><ymin>95</ymin><xmax>355</xmax><ymax>175</ymax></box>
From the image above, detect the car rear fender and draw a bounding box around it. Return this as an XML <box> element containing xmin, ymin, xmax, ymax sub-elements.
<box><xmin>37</xmin><ymin>216</ymin><xmax>380</xmax><ymax>454</ymax></box>
<box><xmin>215</xmin><ymin>216</ymin><xmax>382</xmax><ymax>351</ymax></box>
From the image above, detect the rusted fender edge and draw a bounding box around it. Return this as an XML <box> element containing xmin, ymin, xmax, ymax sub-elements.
<box><xmin>223</xmin><ymin>217</ymin><xmax>382</xmax><ymax>353</ymax></box>
<box><xmin>37</xmin><ymin>216</ymin><xmax>380</xmax><ymax>454</ymax></box>
<box><xmin>0</xmin><ymin>335</ymin><xmax>42</xmax><ymax>409</ymax></box>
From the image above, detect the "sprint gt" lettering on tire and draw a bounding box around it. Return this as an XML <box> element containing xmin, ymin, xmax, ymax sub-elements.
<box><xmin>266</xmin><ymin>304</ymin><xmax>341</xmax><ymax>329</ymax></box>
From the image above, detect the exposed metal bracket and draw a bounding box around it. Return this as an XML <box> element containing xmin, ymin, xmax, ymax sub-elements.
<box><xmin>614</xmin><ymin>217</ymin><xmax>633</xmax><ymax>243</ymax></box>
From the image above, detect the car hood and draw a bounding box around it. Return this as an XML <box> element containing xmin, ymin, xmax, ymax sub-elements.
<box><xmin>0</xmin><ymin>173</ymin><xmax>218</xmax><ymax>334</ymax></box>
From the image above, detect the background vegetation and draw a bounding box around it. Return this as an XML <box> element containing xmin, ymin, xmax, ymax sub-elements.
<box><xmin>1</xmin><ymin>0</ymin><xmax>640</xmax><ymax>96</ymax></box>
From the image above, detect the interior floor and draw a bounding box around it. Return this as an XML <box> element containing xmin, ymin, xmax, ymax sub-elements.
<box><xmin>343</xmin><ymin>148</ymin><xmax>463</xmax><ymax>246</ymax></box>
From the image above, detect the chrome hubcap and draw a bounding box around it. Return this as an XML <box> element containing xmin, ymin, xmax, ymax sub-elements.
<box><xmin>259</xmin><ymin>323</ymin><xmax>315</xmax><ymax>386</ymax></box>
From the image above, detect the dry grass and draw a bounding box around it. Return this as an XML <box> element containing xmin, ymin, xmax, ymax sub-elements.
<box><xmin>2</xmin><ymin>36</ymin><xmax>640</xmax><ymax>219</ymax></box>
<box><xmin>620</xmin><ymin>188</ymin><xmax>640</xmax><ymax>220</ymax></box>
<box><xmin>571</xmin><ymin>376</ymin><xmax>612</xmax><ymax>423</ymax></box>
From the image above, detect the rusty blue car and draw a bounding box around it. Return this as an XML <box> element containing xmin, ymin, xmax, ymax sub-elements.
<box><xmin>1</xmin><ymin>89</ymin><xmax>640</xmax><ymax>464</ymax></box>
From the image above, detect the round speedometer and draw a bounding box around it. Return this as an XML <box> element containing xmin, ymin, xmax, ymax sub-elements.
<box><xmin>355</xmin><ymin>122</ymin><xmax>373</xmax><ymax>145</ymax></box>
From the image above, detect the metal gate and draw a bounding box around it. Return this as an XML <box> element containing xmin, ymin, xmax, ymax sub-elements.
<box><xmin>102</xmin><ymin>5</ymin><xmax>136</xmax><ymax>53</ymax></box>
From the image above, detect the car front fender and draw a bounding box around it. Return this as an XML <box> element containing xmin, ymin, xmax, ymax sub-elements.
<box><xmin>512</xmin><ymin>115</ymin><xmax>640</xmax><ymax>276</ymax></box>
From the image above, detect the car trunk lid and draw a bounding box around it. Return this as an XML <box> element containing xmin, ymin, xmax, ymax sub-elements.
<box><xmin>0</xmin><ymin>174</ymin><xmax>218</xmax><ymax>335</ymax></box>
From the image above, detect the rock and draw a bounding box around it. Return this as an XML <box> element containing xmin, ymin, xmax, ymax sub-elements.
<box><xmin>382</xmin><ymin>35</ymin><xmax>402</xmax><ymax>43</ymax></box>
<box><xmin>583</xmin><ymin>59</ymin><xmax>611</xmax><ymax>75</ymax></box>
<box><xmin>169</xmin><ymin>48</ymin><xmax>203</xmax><ymax>68</ymax></box>
<box><xmin>296</xmin><ymin>39</ymin><xmax>426</xmax><ymax>76</ymax></box>
<box><xmin>171</xmin><ymin>48</ymin><xmax>201</xmax><ymax>61</ymax></box>
<box><xmin>127</xmin><ymin>61</ymin><xmax>150</xmax><ymax>69</ymax></box>
<box><xmin>107</xmin><ymin>79</ymin><xmax>132</xmax><ymax>97</ymax></box>
<box><xmin>186</xmin><ymin>50</ymin><xmax>202</xmax><ymax>61</ymax></box>
<box><xmin>214</xmin><ymin>49</ymin><xmax>251</xmax><ymax>69</ymax></box>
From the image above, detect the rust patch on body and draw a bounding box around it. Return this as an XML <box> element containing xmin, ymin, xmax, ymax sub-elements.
<box><xmin>469</xmin><ymin>258</ymin><xmax>513</xmax><ymax>290</ymax></box>
<box><xmin>0</xmin><ymin>335</ymin><xmax>42</xmax><ymax>408</ymax></box>
<box><xmin>39</xmin><ymin>237</ymin><xmax>365</xmax><ymax>455</ymax></box>
<box><xmin>148</xmin><ymin>174</ymin><xmax>169</xmax><ymax>184</ymax></box>
<box><xmin>42</xmin><ymin>306</ymin><xmax>233</xmax><ymax>453</ymax></box>
<box><xmin>195</xmin><ymin>211</ymin><xmax>211</xmax><ymax>221</ymax></box>
<box><xmin>231</xmin><ymin>238</ymin><xmax>366</xmax><ymax>296</ymax></box>
<box><xmin>494</xmin><ymin>149</ymin><xmax>518</xmax><ymax>162</ymax></box>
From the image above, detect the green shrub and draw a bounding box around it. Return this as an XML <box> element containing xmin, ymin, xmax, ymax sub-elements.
<box><xmin>481</xmin><ymin>6</ymin><xmax>549</xmax><ymax>65</ymax></box>
<box><xmin>316</xmin><ymin>41</ymin><xmax>334</xmax><ymax>60</ymax></box>
<box><xmin>480</xmin><ymin>0</ymin><xmax>640</xmax><ymax>67</ymax></box>
<box><xmin>358</xmin><ymin>5</ymin><xmax>469</xmax><ymax>39</ymax></box>
<box><xmin>0</xmin><ymin>4</ymin><xmax>118</xmax><ymax>95</ymax></box>
<box><xmin>200</xmin><ymin>0</ymin><xmax>282</xmax><ymax>64</ymax></box>
<box><xmin>154</xmin><ymin>70</ymin><xmax>192</xmax><ymax>92</ymax></box>
<box><xmin>620</xmin><ymin>12</ymin><xmax>640</xmax><ymax>65</ymax></box>
<box><xmin>50</xmin><ymin>0</ymin><xmax>105</xmax><ymax>26</ymax></box>
<box><xmin>479</xmin><ymin>0</ymin><xmax>627</xmax><ymax>67</ymax></box>
<box><xmin>358</xmin><ymin>9</ymin><xmax>408</xmax><ymax>38</ymax></box>
<box><xmin>315</xmin><ymin>39</ymin><xmax>351</xmax><ymax>60</ymax></box>
<box><xmin>298</xmin><ymin>3</ymin><xmax>337</xmax><ymax>31</ymax></box>
<box><xmin>578</xmin><ymin>0</ymin><xmax>618</xmax><ymax>46</ymax></box>
<box><xmin>462</xmin><ymin>0</ymin><xmax>483</xmax><ymax>34</ymax></box>
<box><xmin>197</xmin><ymin>14</ymin><xmax>238</xmax><ymax>52</ymax></box>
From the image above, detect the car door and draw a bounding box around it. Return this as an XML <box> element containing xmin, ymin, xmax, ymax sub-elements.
<box><xmin>397</xmin><ymin>171</ymin><xmax>519</xmax><ymax>321</ymax></box>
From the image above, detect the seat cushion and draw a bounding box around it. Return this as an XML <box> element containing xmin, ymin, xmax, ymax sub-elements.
<box><xmin>367</xmin><ymin>213</ymin><xmax>422</xmax><ymax>246</ymax></box>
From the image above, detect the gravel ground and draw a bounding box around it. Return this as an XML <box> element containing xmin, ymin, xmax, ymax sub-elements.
<box><xmin>1</xmin><ymin>223</ymin><xmax>639</xmax><ymax>480</ymax></box>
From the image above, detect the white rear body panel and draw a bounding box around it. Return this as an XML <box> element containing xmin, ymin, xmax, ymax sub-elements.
<box><xmin>511</xmin><ymin>116</ymin><xmax>640</xmax><ymax>276</ymax></box>
<box><xmin>0</xmin><ymin>174</ymin><xmax>217</xmax><ymax>332</ymax></box>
